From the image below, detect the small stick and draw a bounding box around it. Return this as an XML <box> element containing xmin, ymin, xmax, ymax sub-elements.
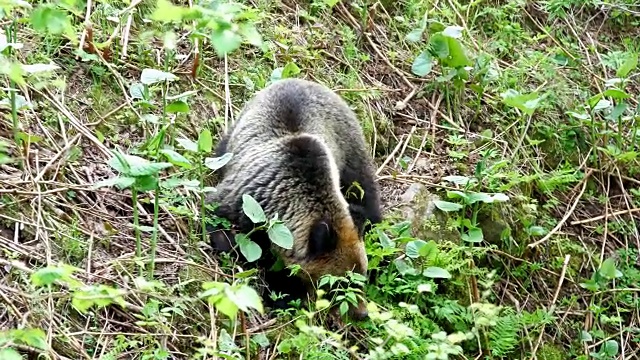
<box><xmin>530</xmin><ymin>254</ymin><xmax>571</xmax><ymax>359</ymax></box>
<box><xmin>528</xmin><ymin>169</ymin><xmax>593</xmax><ymax>248</ymax></box>
<box><xmin>570</xmin><ymin>207</ymin><xmax>640</xmax><ymax>226</ymax></box>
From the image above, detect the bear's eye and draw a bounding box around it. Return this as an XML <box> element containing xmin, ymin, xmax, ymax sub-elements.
<box><xmin>307</xmin><ymin>218</ymin><xmax>338</xmax><ymax>258</ymax></box>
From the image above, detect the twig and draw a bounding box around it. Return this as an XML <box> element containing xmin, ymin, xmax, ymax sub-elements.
<box><xmin>528</xmin><ymin>169</ymin><xmax>593</xmax><ymax>248</ymax></box>
<box><xmin>530</xmin><ymin>254</ymin><xmax>571</xmax><ymax>359</ymax></box>
<box><xmin>570</xmin><ymin>207</ymin><xmax>640</xmax><ymax>226</ymax></box>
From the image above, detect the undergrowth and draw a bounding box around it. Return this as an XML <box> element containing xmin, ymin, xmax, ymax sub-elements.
<box><xmin>1</xmin><ymin>0</ymin><xmax>639</xmax><ymax>359</ymax></box>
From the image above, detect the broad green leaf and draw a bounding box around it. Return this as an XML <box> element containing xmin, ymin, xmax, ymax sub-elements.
<box><xmin>339</xmin><ymin>301</ymin><xmax>349</xmax><ymax>315</ymax></box>
<box><xmin>417</xmin><ymin>283</ymin><xmax>433</xmax><ymax>292</ymax></box>
<box><xmin>176</xmin><ymin>138</ymin><xmax>198</xmax><ymax>153</ymax></box>
<box><xmin>92</xmin><ymin>176</ymin><xmax>136</xmax><ymax>190</ymax></box>
<box><xmin>433</xmin><ymin>200</ymin><xmax>463</xmax><ymax>212</ymax></box>
<box><xmin>500</xmin><ymin>89</ymin><xmax>545</xmax><ymax>116</ymax></box>
<box><xmin>411</xmin><ymin>50</ymin><xmax>433</xmax><ymax>76</ymax></box>
<box><xmin>236</xmin><ymin>235</ymin><xmax>262</xmax><ymax>262</ymax></box>
<box><xmin>443</xmin><ymin>36</ymin><xmax>472</xmax><ymax>68</ymax></box>
<box><xmin>229</xmin><ymin>285</ymin><xmax>264</xmax><ymax>314</ymax></box>
<box><xmin>602</xmin><ymin>340</ymin><xmax>619</xmax><ymax>356</ymax></box>
<box><xmin>419</xmin><ymin>240</ymin><xmax>438</xmax><ymax>258</ymax></box>
<box><xmin>134</xmin><ymin>175</ymin><xmax>159</xmax><ymax>192</ymax></box>
<box><xmin>616</xmin><ymin>53</ymin><xmax>637</xmax><ymax>78</ymax></box>
<box><xmin>242</xmin><ymin>194</ymin><xmax>267</xmax><ymax>224</ymax></box>
<box><xmin>405</xmin><ymin>240</ymin><xmax>427</xmax><ymax>259</ymax></box>
<box><xmin>160</xmin><ymin>149</ymin><xmax>192</xmax><ymax>169</ymax></box>
<box><xmin>281</xmin><ymin>62</ymin><xmax>301</xmax><ymax>78</ymax></box>
<box><xmin>491</xmin><ymin>193</ymin><xmax>510</xmax><ymax>202</ymax></box>
<box><xmin>151</xmin><ymin>0</ymin><xmax>185</xmax><ymax>22</ymax></box>
<box><xmin>140</xmin><ymin>68</ymin><xmax>178</xmax><ymax>85</ymax></box>
<box><xmin>598</xmin><ymin>257</ymin><xmax>623</xmax><ymax>280</ymax></box>
<box><xmin>0</xmin><ymin>348</ymin><xmax>22</xmax><ymax>360</ymax></box>
<box><xmin>442</xmin><ymin>175</ymin><xmax>474</xmax><ymax>186</ymax></box>
<box><xmin>270</xmin><ymin>67</ymin><xmax>284</xmax><ymax>82</ymax></box>
<box><xmin>204</xmin><ymin>152</ymin><xmax>233</xmax><ymax>171</ymax></box>
<box><xmin>198</xmin><ymin>129</ymin><xmax>213</xmax><ymax>153</ymax></box>
<box><xmin>393</xmin><ymin>258</ymin><xmax>418</xmax><ymax>276</ymax></box>
<box><xmin>579</xmin><ymin>330</ymin><xmax>593</xmax><ymax>342</ymax></box>
<box><xmin>267</xmin><ymin>222</ymin><xmax>294</xmax><ymax>249</ymax></box>
<box><xmin>378</xmin><ymin>230</ymin><xmax>395</xmax><ymax>249</ymax></box>
<box><xmin>166</xmin><ymin>100</ymin><xmax>189</xmax><ymax>113</ymax></box>
<box><xmin>211</xmin><ymin>28</ymin><xmax>242</xmax><ymax>57</ymax></box>
<box><xmin>429</xmin><ymin>33</ymin><xmax>449</xmax><ymax>59</ymax></box>
<box><xmin>214</xmin><ymin>296</ymin><xmax>239</xmax><ymax>319</ymax></box>
<box><xmin>605</xmin><ymin>102</ymin><xmax>627</xmax><ymax>121</ymax></box>
<box><xmin>30</xmin><ymin>5</ymin><xmax>71</xmax><ymax>35</ymax></box>
<box><xmin>30</xmin><ymin>264</ymin><xmax>78</xmax><ymax>287</ymax></box>
<box><xmin>566</xmin><ymin>111</ymin><xmax>590</xmax><ymax>120</ymax></box>
<box><xmin>22</xmin><ymin>62</ymin><xmax>59</xmax><ymax>74</ymax></box>
<box><xmin>527</xmin><ymin>226</ymin><xmax>547</xmax><ymax>236</ymax></box>
<box><xmin>14</xmin><ymin>328</ymin><xmax>47</xmax><ymax>350</ymax></box>
<box><xmin>593</xmin><ymin>99</ymin><xmax>612</xmax><ymax>111</ymax></box>
<box><xmin>467</xmin><ymin>192</ymin><xmax>493</xmax><ymax>204</ymax></box>
<box><xmin>462</xmin><ymin>227</ymin><xmax>483</xmax><ymax>243</ymax></box>
<box><xmin>603</xmin><ymin>88</ymin><xmax>630</xmax><ymax>100</ymax></box>
<box><xmin>108</xmin><ymin>154</ymin><xmax>172</xmax><ymax>177</ymax></box>
<box><xmin>238</xmin><ymin>23</ymin><xmax>263</xmax><ymax>47</ymax></box>
<box><xmin>405</xmin><ymin>28</ymin><xmax>424</xmax><ymax>43</ymax></box>
<box><xmin>129</xmin><ymin>83</ymin><xmax>145</xmax><ymax>99</ymax></box>
<box><xmin>422</xmin><ymin>266</ymin><xmax>452</xmax><ymax>279</ymax></box>
<box><xmin>442</xmin><ymin>26</ymin><xmax>464</xmax><ymax>39</ymax></box>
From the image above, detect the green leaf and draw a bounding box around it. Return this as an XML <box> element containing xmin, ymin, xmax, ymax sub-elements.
<box><xmin>236</xmin><ymin>235</ymin><xmax>262</xmax><ymax>263</ymax></box>
<box><xmin>339</xmin><ymin>301</ymin><xmax>349</xmax><ymax>315</ymax></box>
<box><xmin>598</xmin><ymin>257</ymin><xmax>623</xmax><ymax>280</ymax></box>
<box><xmin>267</xmin><ymin>222</ymin><xmax>294</xmax><ymax>249</ymax></box>
<box><xmin>166</xmin><ymin>100</ymin><xmax>189</xmax><ymax>113</ymax></box>
<box><xmin>30</xmin><ymin>264</ymin><xmax>78</xmax><ymax>287</ymax></box>
<box><xmin>462</xmin><ymin>227</ymin><xmax>483</xmax><ymax>243</ymax></box>
<box><xmin>411</xmin><ymin>50</ymin><xmax>433</xmax><ymax>76</ymax></box>
<box><xmin>393</xmin><ymin>258</ymin><xmax>418</xmax><ymax>276</ymax></box>
<box><xmin>603</xmin><ymin>88</ymin><xmax>630</xmax><ymax>100</ymax></box>
<box><xmin>22</xmin><ymin>62</ymin><xmax>59</xmax><ymax>74</ymax></box>
<box><xmin>593</xmin><ymin>99</ymin><xmax>612</xmax><ymax>111</ymax></box>
<box><xmin>231</xmin><ymin>285</ymin><xmax>264</xmax><ymax>314</ymax></box>
<box><xmin>238</xmin><ymin>23</ymin><xmax>263</xmax><ymax>47</ymax></box>
<box><xmin>405</xmin><ymin>240</ymin><xmax>427</xmax><ymax>259</ymax></box>
<box><xmin>602</xmin><ymin>340</ymin><xmax>619</xmax><ymax>356</ymax></box>
<box><xmin>30</xmin><ymin>5</ymin><xmax>72</xmax><ymax>35</ymax></box>
<box><xmin>14</xmin><ymin>328</ymin><xmax>47</xmax><ymax>350</ymax></box>
<box><xmin>467</xmin><ymin>192</ymin><xmax>493</xmax><ymax>204</ymax></box>
<box><xmin>211</xmin><ymin>28</ymin><xmax>243</xmax><ymax>57</ymax></box>
<box><xmin>500</xmin><ymin>89</ymin><xmax>545</xmax><ymax>116</ymax></box>
<box><xmin>442</xmin><ymin>25</ymin><xmax>464</xmax><ymax>39</ymax></box>
<box><xmin>442</xmin><ymin>175</ymin><xmax>474</xmax><ymax>186</ymax></box>
<box><xmin>159</xmin><ymin>149</ymin><xmax>192</xmax><ymax>169</ymax></box>
<box><xmin>140</xmin><ymin>68</ymin><xmax>178</xmax><ymax>85</ymax></box>
<box><xmin>198</xmin><ymin>129</ymin><xmax>213</xmax><ymax>153</ymax></box>
<box><xmin>616</xmin><ymin>53</ymin><xmax>637</xmax><ymax>78</ymax></box>
<box><xmin>92</xmin><ymin>176</ymin><xmax>136</xmax><ymax>190</ymax></box>
<box><xmin>242</xmin><ymin>194</ymin><xmax>267</xmax><ymax>223</ymax></box>
<box><xmin>527</xmin><ymin>226</ymin><xmax>547</xmax><ymax>236</ymax></box>
<box><xmin>204</xmin><ymin>152</ymin><xmax>233</xmax><ymax>172</ymax></box>
<box><xmin>281</xmin><ymin>62</ymin><xmax>301</xmax><ymax>78</ymax></box>
<box><xmin>0</xmin><ymin>348</ymin><xmax>23</xmax><ymax>360</ymax></box>
<box><xmin>422</xmin><ymin>266</ymin><xmax>452</xmax><ymax>279</ymax></box>
<box><xmin>605</xmin><ymin>102</ymin><xmax>627</xmax><ymax>121</ymax></box>
<box><xmin>108</xmin><ymin>154</ymin><xmax>172</xmax><ymax>177</ymax></box>
<box><xmin>405</xmin><ymin>28</ymin><xmax>424</xmax><ymax>43</ymax></box>
<box><xmin>429</xmin><ymin>33</ymin><xmax>449</xmax><ymax>59</ymax></box>
<box><xmin>579</xmin><ymin>330</ymin><xmax>593</xmax><ymax>342</ymax></box>
<box><xmin>378</xmin><ymin>230</ymin><xmax>395</xmax><ymax>249</ymax></box>
<box><xmin>134</xmin><ymin>175</ymin><xmax>159</xmax><ymax>192</ymax></box>
<box><xmin>417</xmin><ymin>283</ymin><xmax>433</xmax><ymax>293</ymax></box>
<box><xmin>433</xmin><ymin>200</ymin><xmax>463</xmax><ymax>212</ymax></box>
<box><xmin>129</xmin><ymin>83</ymin><xmax>145</xmax><ymax>99</ymax></box>
<box><xmin>150</xmin><ymin>0</ymin><xmax>185</xmax><ymax>22</ymax></box>
<box><xmin>176</xmin><ymin>138</ymin><xmax>198</xmax><ymax>153</ymax></box>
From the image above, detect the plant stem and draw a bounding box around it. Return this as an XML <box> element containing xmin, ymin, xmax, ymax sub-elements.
<box><xmin>132</xmin><ymin>187</ymin><xmax>142</xmax><ymax>274</ymax></box>
<box><xmin>6</xmin><ymin>20</ymin><xmax>21</xmax><ymax>170</ymax></box>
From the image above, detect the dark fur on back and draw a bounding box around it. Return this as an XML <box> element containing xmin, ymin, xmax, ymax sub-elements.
<box><xmin>206</xmin><ymin>78</ymin><xmax>382</xmax><ymax>311</ymax></box>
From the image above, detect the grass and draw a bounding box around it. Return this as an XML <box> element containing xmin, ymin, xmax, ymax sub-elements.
<box><xmin>1</xmin><ymin>0</ymin><xmax>639</xmax><ymax>359</ymax></box>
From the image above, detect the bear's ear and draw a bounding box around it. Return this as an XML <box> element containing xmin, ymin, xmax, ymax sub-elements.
<box><xmin>307</xmin><ymin>218</ymin><xmax>339</xmax><ymax>258</ymax></box>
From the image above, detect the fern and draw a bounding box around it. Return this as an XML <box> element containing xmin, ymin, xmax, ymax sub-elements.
<box><xmin>488</xmin><ymin>311</ymin><xmax>522</xmax><ymax>357</ymax></box>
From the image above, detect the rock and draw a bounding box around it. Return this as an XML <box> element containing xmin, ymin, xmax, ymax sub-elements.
<box><xmin>396</xmin><ymin>184</ymin><xmax>460</xmax><ymax>243</ymax></box>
